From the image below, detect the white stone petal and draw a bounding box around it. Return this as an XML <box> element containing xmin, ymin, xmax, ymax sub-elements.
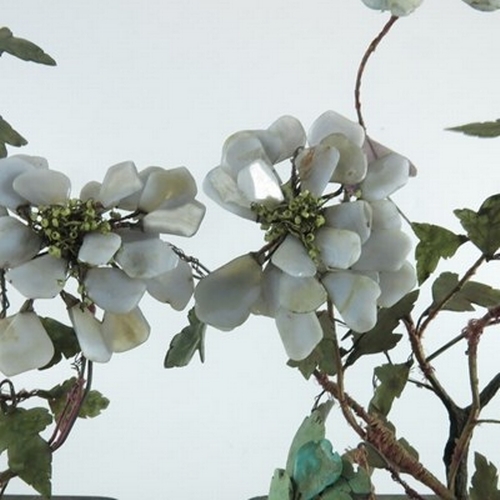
<box><xmin>78</xmin><ymin>232</ymin><xmax>122</xmax><ymax>266</ymax></box>
<box><xmin>0</xmin><ymin>312</ymin><xmax>54</xmax><ymax>376</ymax></box>
<box><xmin>275</xmin><ymin>309</ymin><xmax>323</xmax><ymax>360</ymax></box>
<box><xmin>361</xmin><ymin>153</ymin><xmax>410</xmax><ymax>201</ymax></box>
<box><xmin>266</xmin><ymin>115</ymin><xmax>307</xmax><ymax>163</ymax></box>
<box><xmin>378</xmin><ymin>261</ymin><xmax>416</xmax><ymax>308</ymax></box>
<box><xmin>370</xmin><ymin>200</ymin><xmax>402</xmax><ymax>230</ymax></box>
<box><xmin>320</xmin><ymin>134</ymin><xmax>368</xmax><ymax>185</ymax></box>
<box><xmin>308</xmin><ymin>111</ymin><xmax>365</xmax><ymax>148</ymax></box>
<box><xmin>84</xmin><ymin>268</ymin><xmax>146</xmax><ymax>313</ymax></box>
<box><xmin>139</xmin><ymin>166</ymin><xmax>197</xmax><ymax>212</ymax></box>
<box><xmin>462</xmin><ymin>0</ymin><xmax>500</xmax><ymax>11</ymax></box>
<box><xmin>220</xmin><ymin>131</ymin><xmax>270</xmax><ymax>176</ymax></box>
<box><xmin>115</xmin><ymin>238</ymin><xmax>178</xmax><ymax>279</ymax></box>
<box><xmin>236</xmin><ymin>160</ymin><xmax>284</xmax><ymax>204</ymax></box>
<box><xmin>194</xmin><ymin>254</ymin><xmax>261</xmax><ymax>330</ymax></box>
<box><xmin>316</xmin><ymin>227</ymin><xmax>362</xmax><ymax>269</ymax></box>
<box><xmin>141</xmin><ymin>200</ymin><xmax>206</xmax><ymax>236</ymax></box>
<box><xmin>352</xmin><ymin>229</ymin><xmax>412</xmax><ymax>272</ymax></box>
<box><xmin>6</xmin><ymin>254</ymin><xmax>66</xmax><ymax>298</ymax></box>
<box><xmin>0</xmin><ymin>156</ymin><xmax>36</xmax><ymax>209</ymax></box>
<box><xmin>279</xmin><ymin>274</ymin><xmax>326</xmax><ymax>313</ymax></box>
<box><xmin>324</xmin><ymin>201</ymin><xmax>372</xmax><ymax>243</ymax></box>
<box><xmin>322</xmin><ymin>272</ymin><xmax>381</xmax><ymax>332</ymax></box>
<box><xmin>80</xmin><ymin>180</ymin><xmax>101</xmax><ymax>202</ymax></box>
<box><xmin>14</xmin><ymin>155</ymin><xmax>49</xmax><ymax>170</ymax></box>
<box><xmin>13</xmin><ymin>169</ymin><xmax>70</xmax><ymax>205</ymax></box>
<box><xmin>0</xmin><ymin>216</ymin><xmax>41</xmax><ymax>268</ymax></box>
<box><xmin>68</xmin><ymin>305</ymin><xmax>112</xmax><ymax>363</ymax></box>
<box><xmin>146</xmin><ymin>259</ymin><xmax>194</xmax><ymax>310</ymax></box>
<box><xmin>296</xmin><ymin>145</ymin><xmax>340</xmax><ymax>196</ymax></box>
<box><xmin>98</xmin><ymin>161</ymin><xmax>143</xmax><ymax>208</ymax></box>
<box><xmin>101</xmin><ymin>307</ymin><xmax>150</xmax><ymax>353</ymax></box>
<box><xmin>251</xmin><ymin>263</ymin><xmax>282</xmax><ymax>317</ymax></box>
<box><xmin>271</xmin><ymin>235</ymin><xmax>317</xmax><ymax>277</ymax></box>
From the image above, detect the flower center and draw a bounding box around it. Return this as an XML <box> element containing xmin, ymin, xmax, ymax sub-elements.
<box><xmin>30</xmin><ymin>199</ymin><xmax>111</xmax><ymax>260</ymax></box>
<box><xmin>252</xmin><ymin>190</ymin><xmax>326</xmax><ymax>260</ymax></box>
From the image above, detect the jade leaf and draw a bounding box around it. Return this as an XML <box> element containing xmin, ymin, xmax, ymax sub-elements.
<box><xmin>292</xmin><ymin>439</ymin><xmax>343</xmax><ymax>500</ymax></box>
<box><xmin>447</xmin><ymin>119</ymin><xmax>500</xmax><ymax>138</ymax></box>
<box><xmin>470</xmin><ymin>452</ymin><xmax>500</xmax><ymax>500</ymax></box>
<box><xmin>369</xmin><ymin>362</ymin><xmax>411</xmax><ymax>417</ymax></box>
<box><xmin>8</xmin><ymin>434</ymin><xmax>52</xmax><ymax>497</ymax></box>
<box><xmin>40</xmin><ymin>317</ymin><xmax>81</xmax><ymax>369</ymax></box>
<box><xmin>268</xmin><ymin>469</ymin><xmax>294</xmax><ymax>500</ymax></box>
<box><xmin>285</xmin><ymin>401</ymin><xmax>333</xmax><ymax>476</ymax></box>
<box><xmin>344</xmin><ymin>290</ymin><xmax>418</xmax><ymax>368</ymax></box>
<box><xmin>164</xmin><ymin>308</ymin><xmax>206</xmax><ymax>368</ymax></box>
<box><xmin>0</xmin><ymin>27</ymin><xmax>56</xmax><ymax>65</ymax></box>
<box><xmin>0</xmin><ymin>116</ymin><xmax>27</xmax><ymax>158</ymax></box>
<box><xmin>78</xmin><ymin>390</ymin><xmax>110</xmax><ymax>419</ymax></box>
<box><xmin>455</xmin><ymin>194</ymin><xmax>500</xmax><ymax>257</ymax></box>
<box><xmin>412</xmin><ymin>222</ymin><xmax>467</xmax><ymax>284</ymax></box>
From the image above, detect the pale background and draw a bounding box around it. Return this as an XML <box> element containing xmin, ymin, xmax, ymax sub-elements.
<box><xmin>1</xmin><ymin>1</ymin><xmax>500</xmax><ymax>498</ymax></box>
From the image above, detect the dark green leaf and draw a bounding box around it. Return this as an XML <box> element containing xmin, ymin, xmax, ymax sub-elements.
<box><xmin>344</xmin><ymin>291</ymin><xmax>419</xmax><ymax>368</ymax></box>
<box><xmin>285</xmin><ymin>401</ymin><xmax>333</xmax><ymax>475</ymax></box>
<box><xmin>40</xmin><ymin>317</ymin><xmax>80</xmax><ymax>369</ymax></box>
<box><xmin>287</xmin><ymin>311</ymin><xmax>338</xmax><ymax>379</ymax></box>
<box><xmin>369</xmin><ymin>362</ymin><xmax>411</xmax><ymax>417</ymax></box>
<box><xmin>412</xmin><ymin>222</ymin><xmax>467</xmax><ymax>284</ymax></box>
<box><xmin>0</xmin><ymin>116</ymin><xmax>28</xmax><ymax>158</ymax></box>
<box><xmin>470</xmin><ymin>452</ymin><xmax>500</xmax><ymax>500</ymax></box>
<box><xmin>268</xmin><ymin>469</ymin><xmax>294</xmax><ymax>500</ymax></box>
<box><xmin>8</xmin><ymin>435</ymin><xmax>52</xmax><ymax>497</ymax></box>
<box><xmin>447</xmin><ymin>119</ymin><xmax>500</xmax><ymax>138</ymax></box>
<box><xmin>319</xmin><ymin>489</ymin><xmax>352</xmax><ymax>500</ymax></box>
<box><xmin>292</xmin><ymin>439</ymin><xmax>343</xmax><ymax>500</ymax></box>
<box><xmin>0</xmin><ymin>27</ymin><xmax>56</xmax><ymax>65</ymax></box>
<box><xmin>455</xmin><ymin>194</ymin><xmax>500</xmax><ymax>257</ymax></box>
<box><xmin>164</xmin><ymin>308</ymin><xmax>206</xmax><ymax>368</ymax></box>
<box><xmin>79</xmin><ymin>390</ymin><xmax>110</xmax><ymax>419</ymax></box>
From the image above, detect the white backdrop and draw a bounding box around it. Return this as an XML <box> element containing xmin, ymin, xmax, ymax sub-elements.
<box><xmin>1</xmin><ymin>1</ymin><xmax>500</xmax><ymax>499</ymax></box>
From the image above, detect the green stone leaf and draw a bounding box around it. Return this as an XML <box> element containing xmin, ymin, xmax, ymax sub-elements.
<box><xmin>412</xmin><ymin>222</ymin><xmax>467</xmax><ymax>284</ymax></box>
<box><xmin>292</xmin><ymin>439</ymin><xmax>343</xmax><ymax>500</ymax></box>
<box><xmin>285</xmin><ymin>401</ymin><xmax>333</xmax><ymax>476</ymax></box>
<box><xmin>319</xmin><ymin>490</ymin><xmax>352</xmax><ymax>500</ymax></box>
<box><xmin>268</xmin><ymin>469</ymin><xmax>294</xmax><ymax>500</ymax></box>
<box><xmin>0</xmin><ymin>116</ymin><xmax>28</xmax><ymax>158</ymax></box>
<box><xmin>8</xmin><ymin>434</ymin><xmax>52</xmax><ymax>497</ymax></box>
<box><xmin>79</xmin><ymin>390</ymin><xmax>110</xmax><ymax>419</ymax></box>
<box><xmin>344</xmin><ymin>290</ymin><xmax>419</xmax><ymax>368</ymax></box>
<box><xmin>368</xmin><ymin>362</ymin><xmax>411</xmax><ymax>417</ymax></box>
<box><xmin>40</xmin><ymin>317</ymin><xmax>81</xmax><ymax>369</ymax></box>
<box><xmin>287</xmin><ymin>311</ymin><xmax>339</xmax><ymax>379</ymax></box>
<box><xmin>455</xmin><ymin>194</ymin><xmax>500</xmax><ymax>257</ymax></box>
<box><xmin>164</xmin><ymin>308</ymin><xmax>206</xmax><ymax>368</ymax></box>
<box><xmin>447</xmin><ymin>119</ymin><xmax>500</xmax><ymax>138</ymax></box>
<box><xmin>0</xmin><ymin>27</ymin><xmax>56</xmax><ymax>65</ymax></box>
<box><xmin>346</xmin><ymin>466</ymin><xmax>372</xmax><ymax>495</ymax></box>
<box><xmin>470</xmin><ymin>452</ymin><xmax>500</xmax><ymax>500</ymax></box>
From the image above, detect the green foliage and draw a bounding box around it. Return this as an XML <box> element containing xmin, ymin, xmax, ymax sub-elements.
<box><xmin>48</xmin><ymin>378</ymin><xmax>109</xmax><ymax>420</ymax></box>
<box><xmin>368</xmin><ymin>362</ymin><xmax>411</xmax><ymax>417</ymax></box>
<box><xmin>431</xmin><ymin>272</ymin><xmax>500</xmax><ymax>312</ymax></box>
<box><xmin>318</xmin><ymin>458</ymin><xmax>372</xmax><ymax>499</ymax></box>
<box><xmin>292</xmin><ymin>439</ymin><xmax>343</xmax><ymax>500</ymax></box>
<box><xmin>344</xmin><ymin>291</ymin><xmax>418</xmax><ymax>368</ymax></box>
<box><xmin>0</xmin><ymin>407</ymin><xmax>53</xmax><ymax>497</ymax></box>
<box><xmin>288</xmin><ymin>311</ymin><xmax>339</xmax><ymax>379</ymax></box>
<box><xmin>447</xmin><ymin>119</ymin><xmax>500</xmax><ymax>138</ymax></box>
<box><xmin>164</xmin><ymin>308</ymin><xmax>206</xmax><ymax>368</ymax></box>
<box><xmin>0</xmin><ymin>116</ymin><xmax>27</xmax><ymax>158</ymax></box>
<box><xmin>412</xmin><ymin>222</ymin><xmax>467</xmax><ymax>284</ymax></box>
<box><xmin>0</xmin><ymin>27</ymin><xmax>56</xmax><ymax>65</ymax></box>
<box><xmin>470</xmin><ymin>452</ymin><xmax>500</xmax><ymax>500</ymax></box>
<box><xmin>455</xmin><ymin>194</ymin><xmax>500</xmax><ymax>258</ymax></box>
<box><xmin>40</xmin><ymin>317</ymin><xmax>81</xmax><ymax>369</ymax></box>
<box><xmin>268</xmin><ymin>469</ymin><xmax>294</xmax><ymax>500</ymax></box>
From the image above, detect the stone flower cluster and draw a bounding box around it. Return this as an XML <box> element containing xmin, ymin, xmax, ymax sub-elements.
<box><xmin>195</xmin><ymin>111</ymin><xmax>417</xmax><ymax>361</ymax></box>
<box><xmin>0</xmin><ymin>155</ymin><xmax>205</xmax><ymax>376</ymax></box>
<box><xmin>361</xmin><ymin>0</ymin><xmax>500</xmax><ymax>15</ymax></box>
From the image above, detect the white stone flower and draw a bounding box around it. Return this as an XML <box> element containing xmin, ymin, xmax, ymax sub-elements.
<box><xmin>461</xmin><ymin>0</ymin><xmax>500</xmax><ymax>11</ymax></box>
<box><xmin>0</xmin><ymin>155</ymin><xmax>205</xmax><ymax>374</ymax></box>
<box><xmin>361</xmin><ymin>0</ymin><xmax>423</xmax><ymax>16</ymax></box>
<box><xmin>198</xmin><ymin>111</ymin><xmax>416</xmax><ymax>360</ymax></box>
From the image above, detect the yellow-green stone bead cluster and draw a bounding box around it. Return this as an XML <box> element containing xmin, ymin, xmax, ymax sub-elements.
<box><xmin>30</xmin><ymin>199</ymin><xmax>111</xmax><ymax>260</ymax></box>
<box><xmin>252</xmin><ymin>190</ymin><xmax>326</xmax><ymax>261</ymax></box>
